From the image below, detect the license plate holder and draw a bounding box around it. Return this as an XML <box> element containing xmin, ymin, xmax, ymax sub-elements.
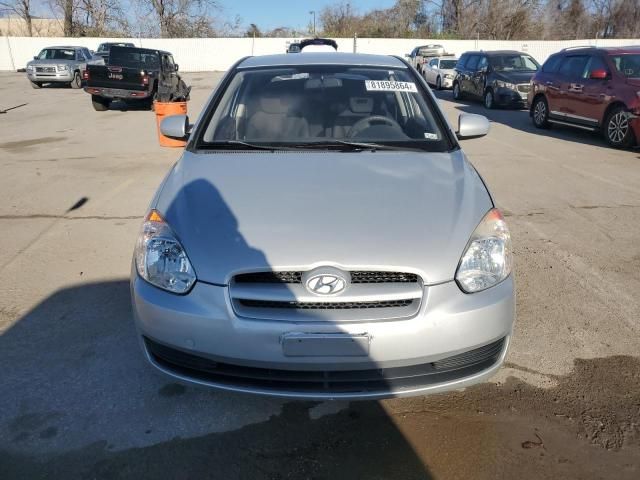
<box><xmin>282</xmin><ymin>333</ymin><xmax>370</xmax><ymax>357</ymax></box>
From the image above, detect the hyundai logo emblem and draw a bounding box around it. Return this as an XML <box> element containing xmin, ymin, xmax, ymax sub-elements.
<box><xmin>303</xmin><ymin>267</ymin><xmax>350</xmax><ymax>296</ymax></box>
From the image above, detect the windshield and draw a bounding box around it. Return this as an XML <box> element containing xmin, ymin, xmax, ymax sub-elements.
<box><xmin>439</xmin><ymin>60</ymin><xmax>457</xmax><ymax>69</ymax></box>
<box><xmin>38</xmin><ymin>48</ymin><xmax>75</xmax><ymax>60</ymax></box>
<box><xmin>610</xmin><ymin>54</ymin><xmax>640</xmax><ymax>78</ymax></box>
<box><xmin>199</xmin><ymin>65</ymin><xmax>449</xmax><ymax>151</ymax></box>
<box><xmin>108</xmin><ymin>48</ymin><xmax>159</xmax><ymax>69</ymax></box>
<box><xmin>490</xmin><ymin>54</ymin><xmax>539</xmax><ymax>72</ymax></box>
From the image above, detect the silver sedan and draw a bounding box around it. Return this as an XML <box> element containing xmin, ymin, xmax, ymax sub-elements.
<box><xmin>131</xmin><ymin>52</ymin><xmax>515</xmax><ymax>400</ymax></box>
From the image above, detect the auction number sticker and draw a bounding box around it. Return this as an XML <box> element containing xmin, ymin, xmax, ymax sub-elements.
<box><xmin>365</xmin><ymin>80</ymin><xmax>417</xmax><ymax>92</ymax></box>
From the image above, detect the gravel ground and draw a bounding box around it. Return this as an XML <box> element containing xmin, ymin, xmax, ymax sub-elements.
<box><xmin>0</xmin><ymin>71</ymin><xmax>639</xmax><ymax>479</ymax></box>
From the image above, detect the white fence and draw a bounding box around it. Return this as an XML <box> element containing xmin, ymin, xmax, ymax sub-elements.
<box><xmin>2</xmin><ymin>36</ymin><xmax>639</xmax><ymax>72</ymax></box>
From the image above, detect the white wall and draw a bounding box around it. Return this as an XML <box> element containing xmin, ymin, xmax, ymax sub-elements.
<box><xmin>1</xmin><ymin>36</ymin><xmax>639</xmax><ymax>72</ymax></box>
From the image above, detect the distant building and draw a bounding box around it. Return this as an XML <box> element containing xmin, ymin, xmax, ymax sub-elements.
<box><xmin>0</xmin><ymin>16</ymin><xmax>64</xmax><ymax>37</ymax></box>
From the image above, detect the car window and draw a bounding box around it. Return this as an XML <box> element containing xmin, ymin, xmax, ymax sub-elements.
<box><xmin>477</xmin><ymin>56</ymin><xmax>488</xmax><ymax>70</ymax></box>
<box><xmin>585</xmin><ymin>56</ymin><xmax>608</xmax><ymax>78</ymax></box>
<box><xmin>37</xmin><ymin>48</ymin><xmax>75</xmax><ymax>61</ymax></box>
<box><xmin>465</xmin><ymin>55</ymin><xmax>480</xmax><ymax>71</ymax></box>
<box><xmin>456</xmin><ymin>55</ymin><xmax>468</xmax><ymax>69</ymax></box>
<box><xmin>490</xmin><ymin>54</ymin><xmax>539</xmax><ymax>72</ymax></box>
<box><xmin>200</xmin><ymin>65</ymin><xmax>449</xmax><ymax>151</ymax></box>
<box><xmin>542</xmin><ymin>55</ymin><xmax>561</xmax><ymax>73</ymax></box>
<box><xmin>609</xmin><ymin>54</ymin><xmax>640</xmax><ymax>78</ymax></box>
<box><xmin>109</xmin><ymin>48</ymin><xmax>160</xmax><ymax>69</ymax></box>
<box><xmin>429</xmin><ymin>59</ymin><xmax>438</xmax><ymax>67</ymax></box>
<box><xmin>83</xmin><ymin>48</ymin><xmax>92</xmax><ymax>59</ymax></box>
<box><xmin>439</xmin><ymin>59</ymin><xmax>457</xmax><ymax>69</ymax></box>
<box><xmin>558</xmin><ymin>55</ymin><xmax>589</xmax><ymax>79</ymax></box>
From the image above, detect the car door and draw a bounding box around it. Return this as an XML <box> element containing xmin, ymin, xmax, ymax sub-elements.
<box><xmin>473</xmin><ymin>55</ymin><xmax>489</xmax><ymax>97</ymax></box>
<box><xmin>462</xmin><ymin>55</ymin><xmax>480</xmax><ymax>96</ymax></box>
<box><xmin>538</xmin><ymin>54</ymin><xmax>563</xmax><ymax>113</ymax></box>
<box><xmin>425</xmin><ymin>58</ymin><xmax>438</xmax><ymax>84</ymax></box>
<box><xmin>578</xmin><ymin>55</ymin><xmax>612</xmax><ymax>127</ymax></box>
<box><xmin>556</xmin><ymin>55</ymin><xmax>590</xmax><ymax>122</ymax></box>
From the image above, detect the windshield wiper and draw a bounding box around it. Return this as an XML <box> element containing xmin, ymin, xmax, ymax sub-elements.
<box><xmin>201</xmin><ymin>140</ymin><xmax>301</xmax><ymax>151</ymax></box>
<box><xmin>297</xmin><ymin>140</ymin><xmax>429</xmax><ymax>152</ymax></box>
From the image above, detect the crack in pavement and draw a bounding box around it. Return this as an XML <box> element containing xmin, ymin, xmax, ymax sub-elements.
<box><xmin>0</xmin><ymin>214</ymin><xmax>141</xmax><ymax>221</ymax></box>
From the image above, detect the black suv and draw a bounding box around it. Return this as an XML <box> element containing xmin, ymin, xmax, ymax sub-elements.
<box><xmin>453</xmin><ymin>50</ymin><xmax>540</xmax><ymax>109</ymax></box>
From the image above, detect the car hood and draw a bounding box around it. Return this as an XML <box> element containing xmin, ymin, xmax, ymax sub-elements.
<box><xmin>626</xmin><ymin>78</ymin><xmax>640</xmax><ymax>87</ymax></box>
<box><xmin>155</xmin><ymin>150</ymin><xmax>493</xmax><ymax>285</ymax></box>
<box><xmin>27</xmin><ymin>59</ymin><xmax>73</xmax><ymax>66</ymax></box>
<box><xmin>493</xmin><ymin>71</ymin><xmax>536</xmax><ymax>84</ymax></box>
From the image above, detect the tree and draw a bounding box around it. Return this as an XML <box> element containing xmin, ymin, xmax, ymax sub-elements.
<box><xmin>0</xmin><ymin>0</ymin><xmax>32</xmax><ymax>36</ymax></box>
<box><xmin>245</xmin><ymin>23</ymin><xmax>261</xmax><ymax>37</ymax></box>
<box><xmin>146</xmin><ymin>0</ymin><xmax>219</xmax><ymax>38</ymax></box>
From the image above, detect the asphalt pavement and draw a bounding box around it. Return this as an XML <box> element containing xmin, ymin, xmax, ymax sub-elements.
<box><xmin>0</xmin><ymin>71</ymin><xmax>639</xmax><ymax>479</ymax></box>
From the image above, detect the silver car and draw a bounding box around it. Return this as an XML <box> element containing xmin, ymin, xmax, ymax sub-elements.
<box><xmin>26</xmin><ymin>46</ymin><xmax>103</xmax><ymax>89</ymax></box>
<box><xmin>131</xmin><ymin>53</ymin><xmax>515</xmax><ymax>400</ymax></box>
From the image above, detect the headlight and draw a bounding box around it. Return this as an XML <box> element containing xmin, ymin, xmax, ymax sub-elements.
<box><xmin>444</xmin><ymin>74</ymin><xmax>453</xmax><ymax>79</ymax></box>
<box><xmin>26</xmin><ymin>65</ymin><xmax>34</xmax><ymax>72</ymax></box>
<box><xmin>455</xmin><ymin>209</ymin><xmax>512</xmax><ymax>293</ymax></box>
<box><xmin>57</xmin><ymin>64</ymin><xmax>69</xmax><ymax>71</ymax></box>
<box><xmin>496</xmin><ymin>80</ymin><xmax>516</xmax><ymax>90</ymax></box>
<box><xmin>135</xmin><ymin>210</ymin><xmax>196</xmax><ymax>294</ymax></box>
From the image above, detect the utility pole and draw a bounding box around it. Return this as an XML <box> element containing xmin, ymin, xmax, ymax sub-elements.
<box><xmin>309</xmin><ymin>10</ymin><xmax>316</xmax><ymax>36</ymax></box>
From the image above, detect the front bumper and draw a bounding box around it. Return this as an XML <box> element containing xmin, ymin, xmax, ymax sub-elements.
<box><xmin>27</xmin><ymin>71</ymin><xmax>73</xmax><ymax>83</ymax></box>
<box><xmin>441</xmin><ymin>77</ymin><xmax>454</xmax><ymax>89</ymax></box>
<box><xmin>84</xmin><ymin>86</ymin><xmax>151</xmax><ymax>100</ymax></box>
<box><xmin>131</xmin><ymin>275</ymin><xmax>515</xmax><ymax>400</ymax></box>
<box><xmin>495</xmin><ymin>87</ymin><xmax>528</xmax><ymax>108</ymax></box>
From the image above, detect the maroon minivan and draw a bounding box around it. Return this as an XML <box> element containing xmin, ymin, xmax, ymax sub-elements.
<box><xmin>528</xmin><ymin>46</ymin><xmax>640</xmax><ymax>148</ymax></box>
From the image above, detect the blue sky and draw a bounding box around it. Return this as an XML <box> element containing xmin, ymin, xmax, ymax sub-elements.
<box><xmin>220</xmin><ymin>0</ymin><xmax>397</xmax><ymax>30</ymax></box>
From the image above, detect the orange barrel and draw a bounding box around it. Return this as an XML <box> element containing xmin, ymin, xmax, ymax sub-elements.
<box><xmin>154</xmin><ymin>101</ymin><xmax>188</xmax><ymax>148</ymax></box>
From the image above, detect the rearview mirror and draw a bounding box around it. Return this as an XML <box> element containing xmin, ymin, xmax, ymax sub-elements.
<box><xmin>457</xmin><ymin>113</ymin><xmax>490</xmax><ymax>139</ymax></box>
<box><xmin>160</xmin><ymin>114</ymin><xmax>190</xmax><ymax>140</ymax></box>
<box><xmin>589</xmin><ymin>69</ymin><xmax>608</xmax><ymax>80</ymax></box>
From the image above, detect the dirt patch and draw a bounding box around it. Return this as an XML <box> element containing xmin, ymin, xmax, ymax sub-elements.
<box><xmin>1</xmin><ymin>356</ymin><xmax>638</xmax><ymax>479</ymax></box>
<box><xmin>0</xmin><ymin>137</ymin><xmax>66</xmax><ymax>151</ymax></box>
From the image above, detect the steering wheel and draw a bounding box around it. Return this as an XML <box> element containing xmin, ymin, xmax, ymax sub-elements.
<box><xmin>347</xmin><ymin>115</ymin><xmax>403</xmax><ymax>138</ymax></box>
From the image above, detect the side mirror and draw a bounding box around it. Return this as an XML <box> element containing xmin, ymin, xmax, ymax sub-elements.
<box><xmin>174</xmin><ymin>64</ymin><xmax>179</xmax><ymax>72</ymax></box>
<box><xmin>457</xmin><ymin>113</ymin><xmax>490</xmax><ymax>139</ymax></box>
<box><xmin>589</xmin><ymin>69</ymin><xmax>608</xmax><ymax>80</ymax></box>
<box><xmin>160</xmin><ymin>114</ymin><xmax>190</xmax><ymax>140</ymax></box>
<box><xmin>33</xmin><ymin>56</ymin><xmax>38</xmax><ymax>60</ymax></box>
<box><xmin>404</xmin><ymin>53</ymin><xmax>410</xmax><ymax>58</ymax></box>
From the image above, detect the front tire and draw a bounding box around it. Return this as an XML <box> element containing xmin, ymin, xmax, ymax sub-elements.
<box><xmin>604</xmin><ymin>106</ymin><xmax>635</xmax><ymax>149</ymax></box>
<box><xmin>484</xmin><ymin>89</ymin><xmax>495</xmax><ymax>109</ymax></box>
<box><xmin>30</xmin><ymin>81</ymin><xmax>42</xmax><ymax>89</ymax></box>
<box><xmin>71</xmin><ymin>71</ymin><xmax>82</xmax><ymax>89</ymax></box>
<box><xmin>532</xmin><ymin>96</ymin><xmax>551</xmax><ymax>129</ymax></box>
<box><xmin>453</xmin><ymin>82</ymin><xmax>463</xmax><ymax>100</ymax></box>
<box><xmin>91</xmin><ymin>95</ymin><xmax>111</xmax><ymax>111</ymax></box>
<box><xmin>436</xmin><ymin>76</ymin><xmax>442</xmax><ymax>90</ymax></box>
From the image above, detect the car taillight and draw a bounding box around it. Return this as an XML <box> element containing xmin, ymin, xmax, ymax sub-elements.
<box><xmin>142</xmin><ymin>73</ymin><xmax>149</xmax><ymax>86</ymax></box>
<box><xmin>82</xmin><ymin>69</ymin><xmax>89</xmax><ymax>81</ymax></box>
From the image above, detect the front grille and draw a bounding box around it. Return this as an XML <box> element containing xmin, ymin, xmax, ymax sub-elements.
<box><xmin>231</xmin><ymin>269</ymin><xmax>423</xmax><ymax>322</ymax></box>
<box><xmin>517</xmin><ymin>84</ymin><xmax>531</xmax><ymax>93</ymax></box>
<box><xmin>239</xmin><ymin>299</ymin><xmax>414</xmax><ymax>310</ymax></box>
<box><xmin>35</xmin><ymin>66</ymin><xmax>56</xmax><ymax>73</ymax></box>
<box><xmin>234</xmin><ymin>271</ymin><xmax>419</xmax><ymax>284</ymax></box>
<box><xmin>235</xmin><ymin>271</ymin><xmax>303</xmax><ymax>284</ymax></box>
<box><xmin>144</xmin><ymin>337</ymin><xmax>506</xmax><ymax>395</ymax></box>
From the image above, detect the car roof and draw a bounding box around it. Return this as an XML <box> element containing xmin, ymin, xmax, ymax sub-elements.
<box><xmin>46</xmin><ymin>46</ymin><xmax>84</xmax><ymax>50</ymax></box>
<box><xmin>462</xmin><ymin>50</ymin><xmax>528</xmax><ymax>56</ymax></box>
<box><xmin>563</xmin><ymin>45</ymin><xmax>640</xmax><ymax>55</ymax></box>
<box><xmin>238</xmin><ymin>52</ymin><xmax>407</xmax><ymax>69</ymax></box>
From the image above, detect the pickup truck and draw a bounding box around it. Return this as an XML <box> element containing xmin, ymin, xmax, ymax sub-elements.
<box><xmin>83</xmin><ymin>46</ymin><xmax>189</xmax><ymax>111</ymax></box>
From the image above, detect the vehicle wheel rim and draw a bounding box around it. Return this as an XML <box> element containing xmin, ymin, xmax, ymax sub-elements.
<box><xmin>485</xmin><ymin>92</ymin><xmax>492</xmax><ymax>108</ymax></box>
<box><xmin>534</xmin><ymin>101</ymin><xmax>546</xmax><ymax>125</ymax></box>
<box><xmin>608</xmin><ymin>112</ymin><xmax>628</xmax><ymax>143</ymax></box>
<box><xmin>454</xmin><ymin>85</ymin><xmax>459</xmax><ymax>98</ymax></box>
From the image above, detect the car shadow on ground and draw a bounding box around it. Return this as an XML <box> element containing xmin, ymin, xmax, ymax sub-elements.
<box><xmin>0</xmin><ymin>177</ymin><xmax>435</xmax><ymax>479</ymax></box>
<box><xmin>432</xmin><ymin>90</ymin><xmax>622</xmax><ymax>151</ymax></box>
